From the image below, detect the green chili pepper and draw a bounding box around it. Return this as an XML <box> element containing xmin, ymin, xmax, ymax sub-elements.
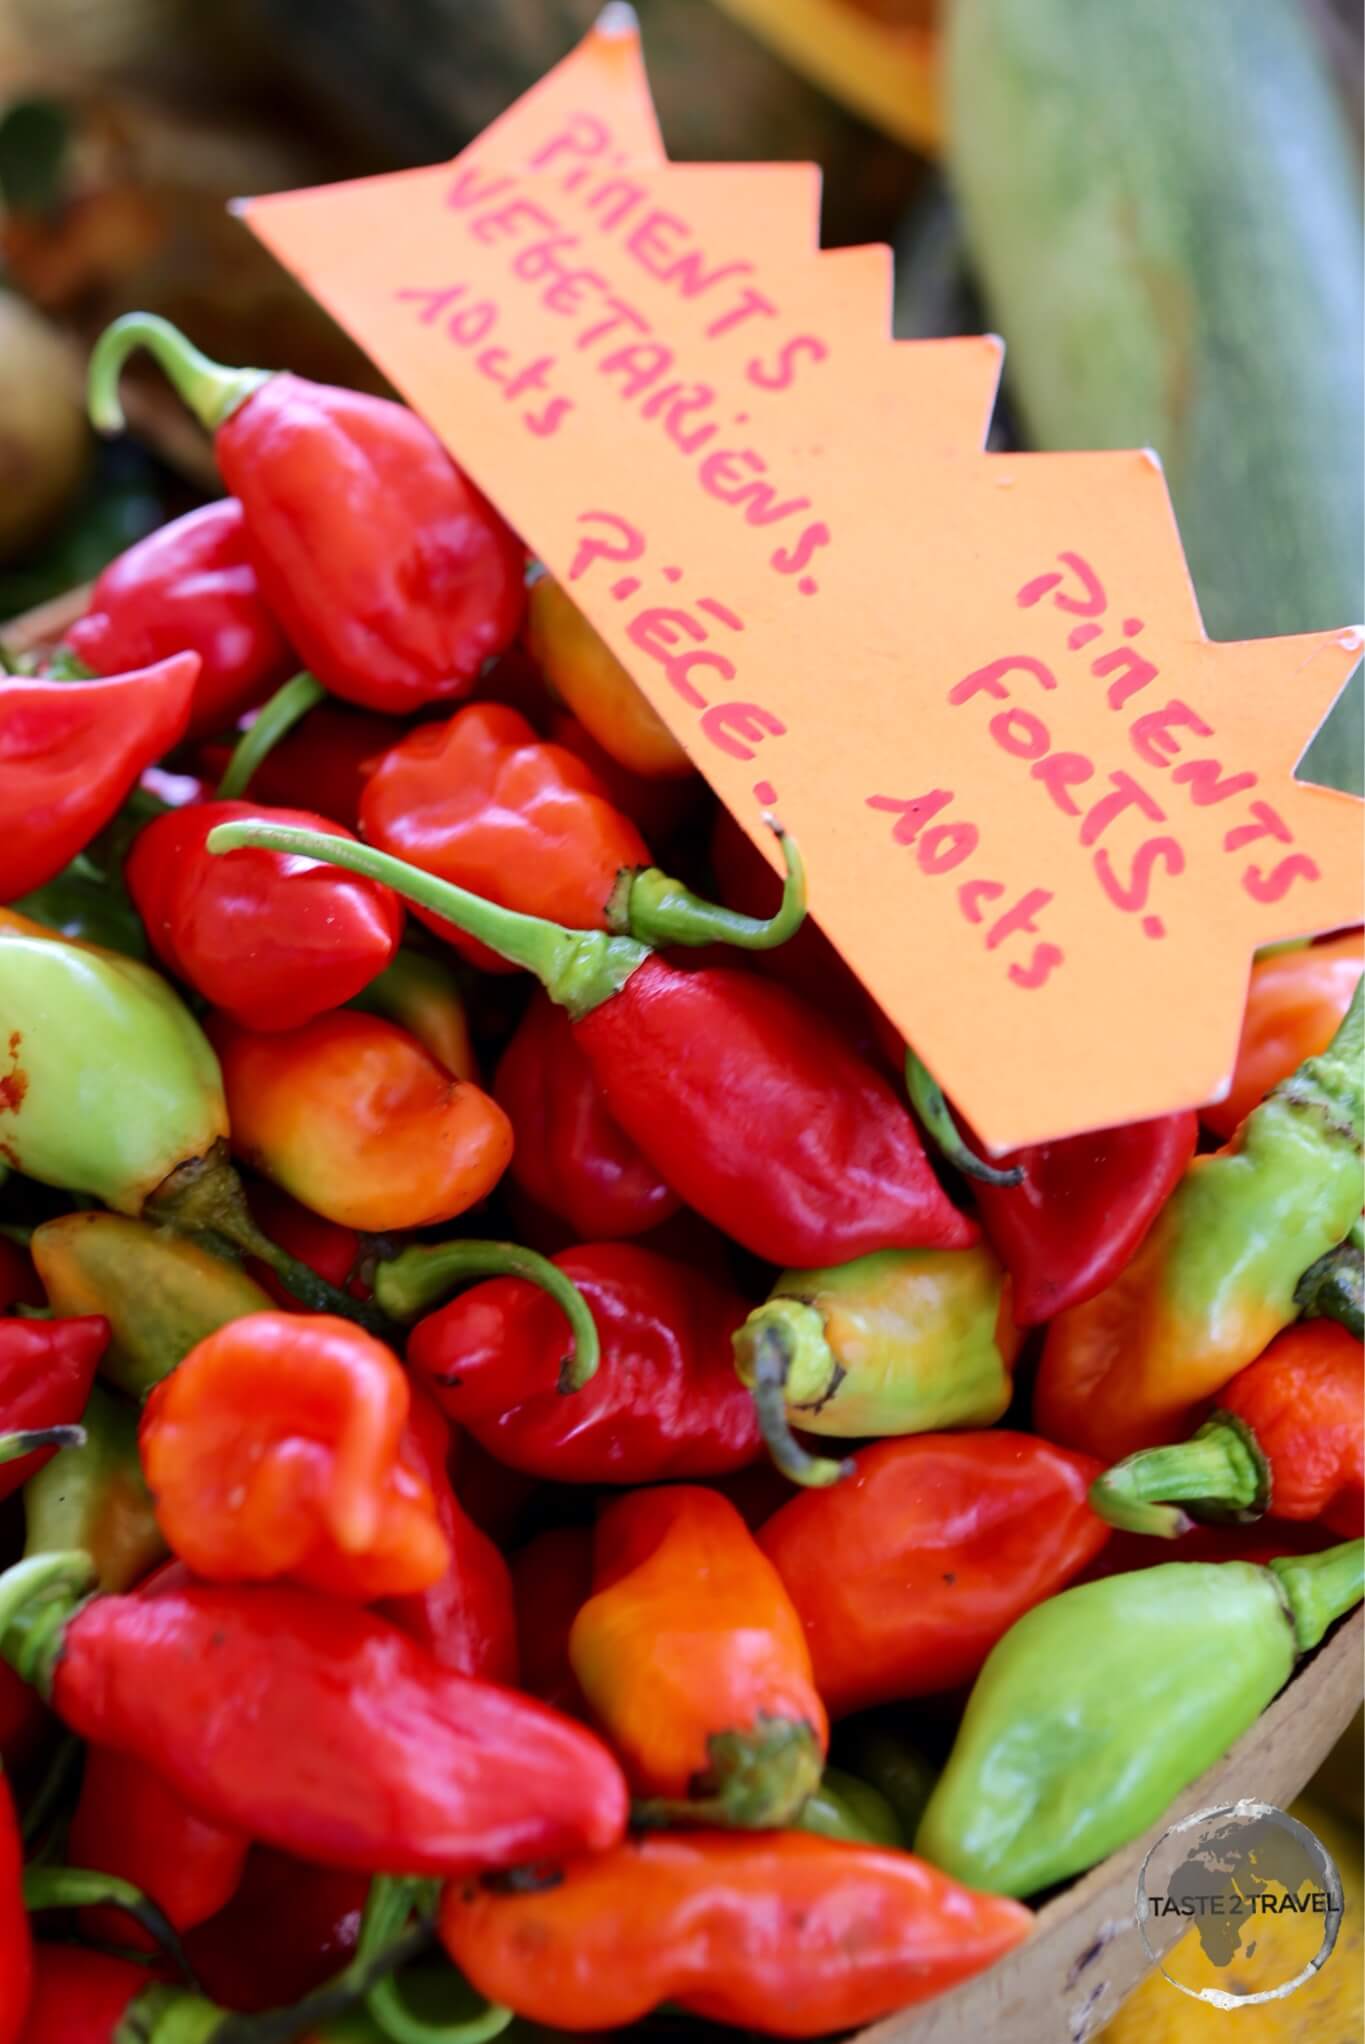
<box><xmin>834</xmin><ymin>1722</ymin><xmax>939</xmax><ymax>1838</ymax></box>
<box><xmin>797</xmin><ymin>1766</ymin><xmax>905</xmax><ymax>1849</ymax></box>
<box><xmin>1296</xmin><ymin>1216</ymin><xmax>1364</xmax><ymax>1340</ymax></box>
<box><xmin>23</xmin><ymin>1383</ymin><xmax>166</xmax><ymax>1590</ymax></box>
<box><xmin>731</xmin><ymin>1245</ymin><xmax>1018</xmax><ymax>1486</ymax></box>
<box><xmin>915</xmin><ymin>1541</ymin><xmax>1365</xmax><ymax>1896</ymax></box>
<box><xmin>30</xmin><ymin>1211</ymin><xmax>274</xmax><ymax>1400</ymax></box>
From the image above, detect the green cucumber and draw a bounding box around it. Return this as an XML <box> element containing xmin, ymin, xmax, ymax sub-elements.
<box><xmin>948</xmin><ymin>0</ymin><xmax>1363</xmax><ymax>792</ymax></box>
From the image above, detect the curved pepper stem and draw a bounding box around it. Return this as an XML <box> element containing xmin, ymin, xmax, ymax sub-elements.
<box><xmin>1270</xmin><ymin>1538</ymin><xmax>1365</xmax><ymax>1654</ymax></box>
<box><xmin>374</xmin><ymin>1239</ymin><xmax>600</xmax><ymax>1391</ymax></box>
<box><xmin>0</xmin><ymin>1424</ymin><xmax>84</xmax><ymax>1466</ymax></box>
<box><xmin>1295</xmin><ymin>1218</ymin><xmax>1365</xmax><ymax>1340</ymax></box>
<box><xmin>88</xmin><ymin>311</ymin><xmax>269</xmax><ymax>436</ymax></box>
<box><xmin>904</xmin><ymin>1050</ymin><xmax>1025</xmax><ymax>1188</ymax></box>
<box><xmin>216</xmin><ymin>672</ymin><xmax>326</xmax><ymax>799</ymax></box>
<box><xmin>0</xmin><ymin>1549</ymin><xmax>96</xmax><ymax>1695</ymax></box>
<box><xmin>206</xmin><ymin>819</ymin><xmax>649</xmax><ymax>1021</ymax></box>
<box><xmin>147</xmin><ymin>1142</ymin><xmax>397</xmax><ymax>1339</ymax></box>
<box><xmin>360</xmin><ymin>1879</ymin><xmax>512</xmax><ymax>2044</ymax></box>
<box><xmin>1089</xmin><ymin>1416</ymin><xmax>1268</xmax><ymax>1539</ymax></box>
<box><xmin>735</xmin><ymin>1318</ymin><xmax>852</xmax><ymax>1489</ymax></box>
<box><xmin>607</xmin><ymin>818</ymin><xmax>807</xmax><ymax>951</ymax></box>
<box><xmin>25</xmin><ymin>1864</ymin><xmax>191</xmax><ymax>1975</ymax></box>
<box><xmin>633</xmin><ymin>1717</ymin><xmax>825</xmax><ymax>1832</ymax></box>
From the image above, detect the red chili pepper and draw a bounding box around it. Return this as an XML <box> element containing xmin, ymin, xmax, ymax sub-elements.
<box><xmin>438</xmin><ymin>1832</ymin><xmax>1032</xmax><ymax>2034</ymax></box>
<box><xmin>495</xmin><ymin>990</ymin><xmax>680</xmax><ymax>1239</ymax></box>
<box><xmin>407</xmin><ymin>1243</ymin><xmax>761</xmax><ymax>1483</ymax></box>
<box><xmin>1091</xmin><ymin>1321</ymin><xmax>1364</xmax><ymax>1541</ymax></box>
<box><xmin>17</xmin><ymin>1947</ymin><xmax>147</xmax><ymax>2044</ymax></box>
<box><xmin>1</xmin><ymin>659</ymin><xmax>197</xmax><ymax>901</ymax></box>
<box><xmin>91</xmin><ymin>316</ymin><xmax>525</xmax><ymax>712</ymax></box>
<box><xmin>571</xmin><ymin>1485</ymin><xmax>829</xmax><ymax>1827</ymax></box>
<box><xmin>970</xmin><ymin>1111</ymin><xmax>1200</xmax><ymax>1325</ymax></box>
<box><xmin>379</xmin><ymin>1380</ymin><xmax>519</xmax><ymax>1684</ymax></box>
<box><xmin>66</xmin><ymin>500</ymin><xmax>293</xmax><ymax>739</ymax></box>
<box><xmin>67</xmin><ymin>1745</ymin><xmax>249</xmax><ymax>1951</ymax></box>
<box><xmin>0</xmin><ymin>1316</ymin><xmax>107</xmax><ymax>1502</ymax></box>
<box><xmin>0</xmin><ymin>1768</ymin><xmax>31</xmax><ymax>2044</ymax></box>
<box><xmin>511</xmin><ymin>1525</ymin><xmax>594</xmax><ymax>1716</ymax></box>
<box><xmin>184</xmin><ymin>1848</ymin><xmax>368</xmax><ymax>2013</ymax></box>
<box><xmin>198</xmin><ymin>700</ymin><xmax>409</xmax><ymax>830</ymax></box>
<box><xmin>360</xmin><ymin>702</ymin><xmax>649</xmax><ymax>972</ymax></box>
<box><xmin>139</xmin><ymin>1312</ymin><xmax>451</xmax><ymax>1599</ymax></box>
<box><xmin>126</xmin><ymin>800</ymin><xmax>403</xmax><ymax>1033</ymax></box>
<box><xmin>1</xmin><ymin>1560</ymin><xmax>628</xmax><ymax>1876</ymax></box>
<box><xmin>758</xmin><ymin>1432</ymin><xmax>1109</xmax><ymax>1717</ymax></box>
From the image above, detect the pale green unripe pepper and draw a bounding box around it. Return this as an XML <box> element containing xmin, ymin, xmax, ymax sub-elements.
<box><xmin>732</xmin><ymin>1244</ymin><xmax>1018</xmax><ymax>1485</ymax></box>
<box><xmin>916</xmin><ymin>1542</ymin><xmax>1364</xmax><ymax>1897</ymax></box>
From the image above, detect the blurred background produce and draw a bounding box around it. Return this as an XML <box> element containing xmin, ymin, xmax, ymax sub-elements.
<box><xmin>0</xmin><ymin>4</ymin><xmax>1359</xmax><ymax>2024</ymax></box>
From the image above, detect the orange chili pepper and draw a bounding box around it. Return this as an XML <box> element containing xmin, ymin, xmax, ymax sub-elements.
<box><xmin>210</xmin><ymin>1009</ymin><xmax>512</xmax><ymax>1231</ymax></box>
<box><xmin>438</xmin><ymin>1831</ymin><xmax>1032</xmax><ymax>2034</ymax></box>
<box><xmin>1204</xmin><ymin>932</ymin><xmax>1363</xmax><ymax>1139</ymax></box>
<box><xmin>569</xmin><ymin>1486</ymin><xmax>828</xmax><ymax>1828</ymax></box>
<box><xmin>359</xmin><ymin>700</ymin><xmax>650</xmax><ymax>972</ymax></box>
<box><xmin>139</xmin><ymin>1311</ymin><xmax>450</xmax><ymax>1599</ymax></box>
<box><xmin>524</xmin><ymin>574</ymin><xmax>693</xmax><ymax>779</ymax></box>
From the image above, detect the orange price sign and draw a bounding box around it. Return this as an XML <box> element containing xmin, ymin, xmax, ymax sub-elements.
<box><xmin>240</xmin><ymin>7</ymin><xmax>1362</xmax><ymax>1151</ymax></box>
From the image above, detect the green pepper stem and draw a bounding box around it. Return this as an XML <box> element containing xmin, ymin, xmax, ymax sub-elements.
<box><xmin>206</xmin><ymin>820</ymin><xmax>648</xmax><ymax>1021</ymax></box>
<box><xmin>366</xmin><ymin>1967</ymin><xmax>514</xmax><ymax>2044</ymax></box>
<box><xmin>117</xmin><ymin>1988</ymin><xmax>226</xmax><ymax>2044</ymax></box>
<box><xmin>1274</xmin><ymin>975</ymin><xmax>1365</xmax><ymax>1148</ymax></box>
<box><xmin>374</xmin><ymin>1239</ymin><xmax>600</xmax><ymax>1390</ymax></box>
<box><xmin>0</xmin><ymin>1424</ymin><xmax>84</xmax><ymax>1466</ymax></box>
<box><xmin>216</xmin><ymin>672</ymin><xmax>326</xmax><ymax>796</ymax></box>
<box><xmin>88</xmin><ymin>312</ymin><xmax>269</xmax><ymax>436</ymax></box>
<box><xmin>634</xmin><ymin>1717</ymin><xmax>825</xmax><ymax>1830</ymax></box>
<box><xmin>904</xmin><ymin>1051</ymin><xmax>1025</xmax><ymax>1188</ymax></box>
<box><xmin>1270</xmin><ymin>1538</ymin><xmax>1365</xmax><ymax>1654</ymax></box>
<box><xmin>147</xmin><ymin>1143</ymin><xmax>397</xmax><ymax>1339</ymax></box>
<box><xmin>607</xmin><ymin>819</ymin><xmax>807</xmax><ymax>951</ymax></box>
<box><xmin>25</xmin><ymin>1864</ymin><xmax>192</xmax><ymax>1976</ymax></box>
<box><xmin>1089</xmin><ymin>1417</ymin><xmax>1267</xmax><ymax>1538</ymax></box>
<box><xmin>0</xmin><ymin>1549</ymin><xmax>97</xmax><ymax>1695</ymax></box>
<box><xmin>1295</xmin><ymin>1225</ymin><xmax>1365</xmax><ymax>1340</ymax></box>
<box><xmin>0</xmin><ymin>640</ymin><xmax>20</xmax><ymax>675</ymax></box>
<box><xmin>741</xmin><ymin>1322</ymin><xmax>851</xmax><ymax>1489</ymax></box>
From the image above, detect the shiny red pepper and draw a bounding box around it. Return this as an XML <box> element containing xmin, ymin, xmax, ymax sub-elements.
<box><xmin>511</xmin><ymin>1524</ymin><xmax>594</xmax><ymax>1716</ymax></box>
<box><xmin>970</xmin><ymin>1111</ymin><xmax>1200</xmax><ymax>1325</ymax></box>
<box><xmin>1091</xmin><ymin>1321</ymin><xmax>1364</xmax><ymax>1541</ymax></box>
<box><xmin>379</xmin><ymin>1381</ymin><xmax>519</xmax><ymax>1684</ymax></box>
<box><xmin>90</xmin><ymin>315</ymin><xmax>526</xmax><ymax>712</ymax></box>
<box><xmin>126</xmin><ymin>799</ymin><xmax>403</xmax><ymax>1032</ymax></box>
<box><xmin>184</xmin><ymin>1848</ymin><xmax>368</xmax><ymax>2013</ymax></box>
<box><xmin>66</xmin><ymin>499</ymin><xmax>293</xmax><ymax>738</ymax></box>
<box><xmin>198</xmin><ymin>700</ymin><xmax>408</xmax><ymax>831</ymax></box>
<box><xmin>495</xmin><ymin>990</ymin><xmax>680</xmax><ymax>1238</ymax></box>
<box><xmin>408</xmin><ymin>1242</ymin><xmax>762</xmax><ymax>1484</ymax></box>
<box><xmin>0</xmin><ymin>1316</ymin><xmax>107</xmax><ymax>1501</ymax></box>
<box><xmin>1</xmin><ymin>1561</ymin><xmax>628</xmax><ymax>1877</ymax></box>
<box><xmin>67</xmin><ymin>1745</ymin><xmax>249</xmax><ymax>1950</ymax></box>
<box><xmin>1</xmin><ymin>659</ymin><xmax>197</xmax><ymax>901</ymax></box>
<box><xmin>0</xmin><ymin>1768</ymin><xmax>30</xmax><ymax>2044</ymax></box>
<box><xmin>360</xmin><ymin>702</ymin><xmax>649</xmax><ymax>972</ymax></box>
<box><xmin>758</xmin><ymin>1432</ymin><xmax>1109</xmax><ymax>1716</ymax></box>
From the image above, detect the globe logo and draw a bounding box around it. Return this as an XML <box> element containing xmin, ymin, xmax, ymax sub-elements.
<box><xmin>1136</xmin><ymin>1801</ymin><xmax>1343</xmax><ymax>2008</ymax></box>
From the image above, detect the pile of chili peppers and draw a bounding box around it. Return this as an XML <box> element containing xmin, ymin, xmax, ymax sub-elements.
<box><xmin>0</xmin><ymin>312</ymin><xmax>1359</xmax><ymax>2043</ymax></box>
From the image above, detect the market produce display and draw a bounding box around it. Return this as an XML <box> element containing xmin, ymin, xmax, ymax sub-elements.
<box><xmin>0</xmin><ymin>291</ymin><xmax>1359</xmax><ymax>2044</ymax></box>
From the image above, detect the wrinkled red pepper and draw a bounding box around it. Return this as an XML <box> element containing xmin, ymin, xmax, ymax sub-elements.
<box><xmin>1</xmin><ymin>659</ymin><xmax>197</xmax><ymax>901</ymax></box>
<box><xmin>971</xmin><ymin>1111</ymin><xmax>1200</xmax><ymax>1324</ymax></box>
<box><xmin>66</xmin><ymin>499</ymin><xmax>293</xmax><ymax>738</ymax></box>
<box><xmin>90</xmin><ymin>315</ymin><xmax>526</xmax><ymax>712</ymax></box>
<box><xmin>379</xmin><ymin>1381</ymin><xmax>519</xmax><ymax>1684</ymax></box>
<box><xmin>408</xmin><ymin>1242</ymin><xmax>762</xmax><ymax>1484</ymax></box>
<box><xmin>1</xmin><ymin>1560</ymin><xmax>628</xmax><ymax>1876</ymax></box>
<box><xmin>126</xmin><ymin>799</ymin><xmax>403</xmax><ymax>1032</ymax></box>
<box><xmin>360</xmin><ymin>701</ymin><xmax>649</xmax><ymax>971</ymax></box>
<box><xmin>495</xmin><ymin>990</ymin><xmax>680</xmax><ymax>1239</ymax></box>
<box><xmin>67</xmin><ymin>1744</ymin><xmax>249</xmax><ymax>1950</ymax></box>
<box><xmin>0</xmin><ymin>1316</ymin><xmax>107</xmax><ymax>1501</ymax></box>
<box><xmin>0</xmin><ymin>1768</ymin><xmax>30</xmax><ymax>2044</ymax></box>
